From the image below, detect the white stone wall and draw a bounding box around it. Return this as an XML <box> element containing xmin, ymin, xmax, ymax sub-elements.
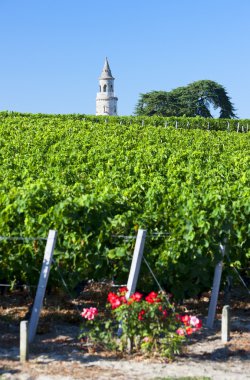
<box><xmin>96</xmin><ymin>93</ymin><xmax>118</xmax><ymax>115</ymax></box>
<box><xmin>99</xmin><ymin>78</ymin><xmax>115</xmax><ymax>94</ymax></box>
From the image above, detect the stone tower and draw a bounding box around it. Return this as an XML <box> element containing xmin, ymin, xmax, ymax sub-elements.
<box><xmin>96</xmin><ymin>58</ymin><xmax>118</xmax><ymax>115</ymax></box>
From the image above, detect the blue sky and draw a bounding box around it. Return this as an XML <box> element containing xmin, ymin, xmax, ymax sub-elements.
<box><xmin>1</xmin><ymin>0</ymin><xmax>250</xmax><ymax>118</ymax></box>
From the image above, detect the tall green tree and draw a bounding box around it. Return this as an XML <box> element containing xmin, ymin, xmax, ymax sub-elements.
<box><xmin>135</xmin><ymin>80</ymin><xmax>237</xmax><ymax>118</ymax></box>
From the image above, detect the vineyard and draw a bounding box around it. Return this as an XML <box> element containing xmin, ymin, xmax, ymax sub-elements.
<box><xmin>0</xmin><ymin>112</ymin><xmax>249</xmax><ymax>298</ymax></box>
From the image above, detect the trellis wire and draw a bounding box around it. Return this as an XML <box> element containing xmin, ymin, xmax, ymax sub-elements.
<box><xmin>149</xmin><ymin>232</ymin><xmax>171</xmax><ymax>237</ymax></box>
<box><xmin>1</xmin><ymin>230</ymin><xmax>248</xmax><ymax>304</ymax></box>
<box><xmin>0</xmin><ymin>120</ymin><xmax>249</xmax><ymax>141</ymax></box>
<box><xmin>231</xmin><ymin>266</ymin><xmax>250</xmax><ymax>295</ymax></box>
<box><xmin>143</xmin><ymin>257</ymin><xmax>174</xmax><ymax>311</ymax></box>
<box><xmin>225</xmin><ymin>254</ymin><xmax>250</xmax><ymax>296</ymax></box>
<box><xmin>112</xmin><ymin>232</ymin><xmax>171</xmax><ymax>239</ymax></box>
<box><xmin>143</xmin><ymin>257</ymin><xmax>164</xmax><ymax>292</ymax></box>
<box><xmin>101</xmin><ymin>231</ymin><xmax>174</xmax><ymax>308</ymax></box>
<box><xmin>111</xmin><ymin>235</ymin><xmax>136</xmax><ymax>240</ymax></box>
<box><xmin>0</xmin><ymin>236</ymin><xmax>47</xmax><ymax>241</ymax></box>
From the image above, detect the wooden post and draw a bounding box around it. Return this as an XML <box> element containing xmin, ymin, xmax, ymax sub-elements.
<box><xmin>221</xmin><ymin>305</ymin><xmax>230</xmax><ymax>342</ymax></box>
<box><xmin>206</xmin><ymin>243</ymin><xmax>226</xmax><ymax>328</ymax></box>
<box><xmin>28</xmin><ymin>230</ymin><xmax>57</xmax><ymax>343</ymax></box>
<box><xmin>20</xmin><ymin>321</ymin><xmax>29</xmax><ymax>362</ymax></box>
<box><xmin>126</xmin><ymin>229</ymin><xmax>147</xmax><ymax>299</ymax></box>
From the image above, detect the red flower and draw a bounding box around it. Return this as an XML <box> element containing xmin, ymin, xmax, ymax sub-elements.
<box><xmin>107</xmin><ymin>292</ymin><xmax>117</xmax><ymax>303</ymax></box>
<box><xmin>145</xmin><ymin>291</ymin><xmax>161</xmax><ymax>303</ymax></box>
<box><xmin>111</xmin><ymin>298</ymin><xmax>121</xmax><ymax>309</ymax></box>
<box><xmin>107</xmin><ymin>291</ymin><xmax>128</xmax><ymax>309</ymax></box>
<box><xmin>130</xmin><ymin>292</ymin><xmax>143</xmax><ymax>302</ymax></box>
<box><xmin>181</xmin><ymin>315</ymin><xmax>190</xmax><ymax>326</ymax></box>
<box><xmin>162</xmin><ymin>309</ymin><xmax>168</xmax><ymax>318</ymax></box>
<box><xmin>119</xmin><ymin>296</ymin><xmax>127</xmax><ymax>304</ymax></box>
<box><xmin>186</xmin><ymin>326</ymin><xmax>193</xmax><ymax>335</ymax></box>
<box><xmin>107</xmin><ymin>292</ymin><xmax>122</xmax><ymax>309</ymax></box>
<box><xmin>119</xmin><ymin>286</ymin><xmax>128</xmax><ymax>295</ymax></box>
<box><xmin>196</xmin><ymin>320</ymin><xmax>202</xmax><ymax>329</ymax></box>
<box><xmin>138</xmin><ymin>309</ymin><xmax>146</xmax><ymax>321</ymax></box>
<box><xmin>158</xmin><ymin>305</ymin><xmax>168</xmax><ymax>318</ymax></box>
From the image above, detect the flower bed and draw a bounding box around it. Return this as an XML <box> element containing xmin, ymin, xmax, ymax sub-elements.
<box><xmin>80</xmin><ymin>287</ymin><xmax>202</xmax><ymax>359</ymax></box>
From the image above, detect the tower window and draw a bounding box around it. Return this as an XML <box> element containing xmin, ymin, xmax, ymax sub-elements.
<box><xmin>110</xmin><ymin>85</ymin><xmax>113</xmax><ymax>92</ymax></box>
<box><xmin>103</xmin><ymin>84</ymin><xmax>107</xmax><ymax>92</ymax></box>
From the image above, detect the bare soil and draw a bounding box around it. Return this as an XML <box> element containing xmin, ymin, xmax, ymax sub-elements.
<box><xmin>0</xmin><ymin>284</ymin><xmax>249</xmax><ymax>380</ymax></box>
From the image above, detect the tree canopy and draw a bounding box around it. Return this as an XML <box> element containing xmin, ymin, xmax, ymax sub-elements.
<box><xmin>135</xmin><ymin>80</ymin><xmax>237</xmax><ymax>118</ymax></box>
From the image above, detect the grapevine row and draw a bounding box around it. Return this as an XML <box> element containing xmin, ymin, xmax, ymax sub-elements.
<box><xmin>0</xmin><ymin>112</ymin><xmax>249</xmax><ymax>298</ymax></box>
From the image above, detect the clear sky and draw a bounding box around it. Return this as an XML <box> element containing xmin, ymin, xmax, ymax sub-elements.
<box><xmin>1</xmin><ymin>0</ymin><xmax>250</xmax><ymax>118</ymax></box>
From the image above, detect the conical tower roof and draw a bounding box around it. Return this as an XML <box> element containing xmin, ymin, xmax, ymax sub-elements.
<box><xmin>99</xmin><ymin>57</ymin><xmax>114</xmax><ymax>79</ymax></box>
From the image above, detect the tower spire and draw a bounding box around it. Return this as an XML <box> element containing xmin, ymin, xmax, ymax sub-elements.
<box><xmin>96</xmin><ymin>58</ymin><xmax>118</xmax><ymax>116</ymax></box>
<box><xmin>100</xmin><ymin>57</ymin><xmax>114</xmax><ymax>79</ymax></box>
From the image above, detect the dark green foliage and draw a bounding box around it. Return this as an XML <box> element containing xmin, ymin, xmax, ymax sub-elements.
<box><xmin>135</xmin><ymin>80</ymin><xmax>237</xmax><ymax>118</ymax></box>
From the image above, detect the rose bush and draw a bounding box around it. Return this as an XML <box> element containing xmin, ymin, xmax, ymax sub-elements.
<box><xmin>80</xmin><ymin>287</ymin><xmax>202</xmax><ymax>359</ymax></box>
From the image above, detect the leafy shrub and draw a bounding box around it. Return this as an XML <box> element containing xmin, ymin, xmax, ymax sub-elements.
<box><xmin>79</xmin><ymin>287</ymin><xmax>202</xmax><ymax>359</ymax></box>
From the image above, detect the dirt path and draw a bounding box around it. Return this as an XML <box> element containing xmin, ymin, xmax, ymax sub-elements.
<box><xmin>0</xmin><ymin>317</ymin><xmax>250</xmax><ymax>380</ymax></box>
<box><xmin>0</xmin><ymin>287</ymin><xmax>249</xmax><ymax>379</ymax></box>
